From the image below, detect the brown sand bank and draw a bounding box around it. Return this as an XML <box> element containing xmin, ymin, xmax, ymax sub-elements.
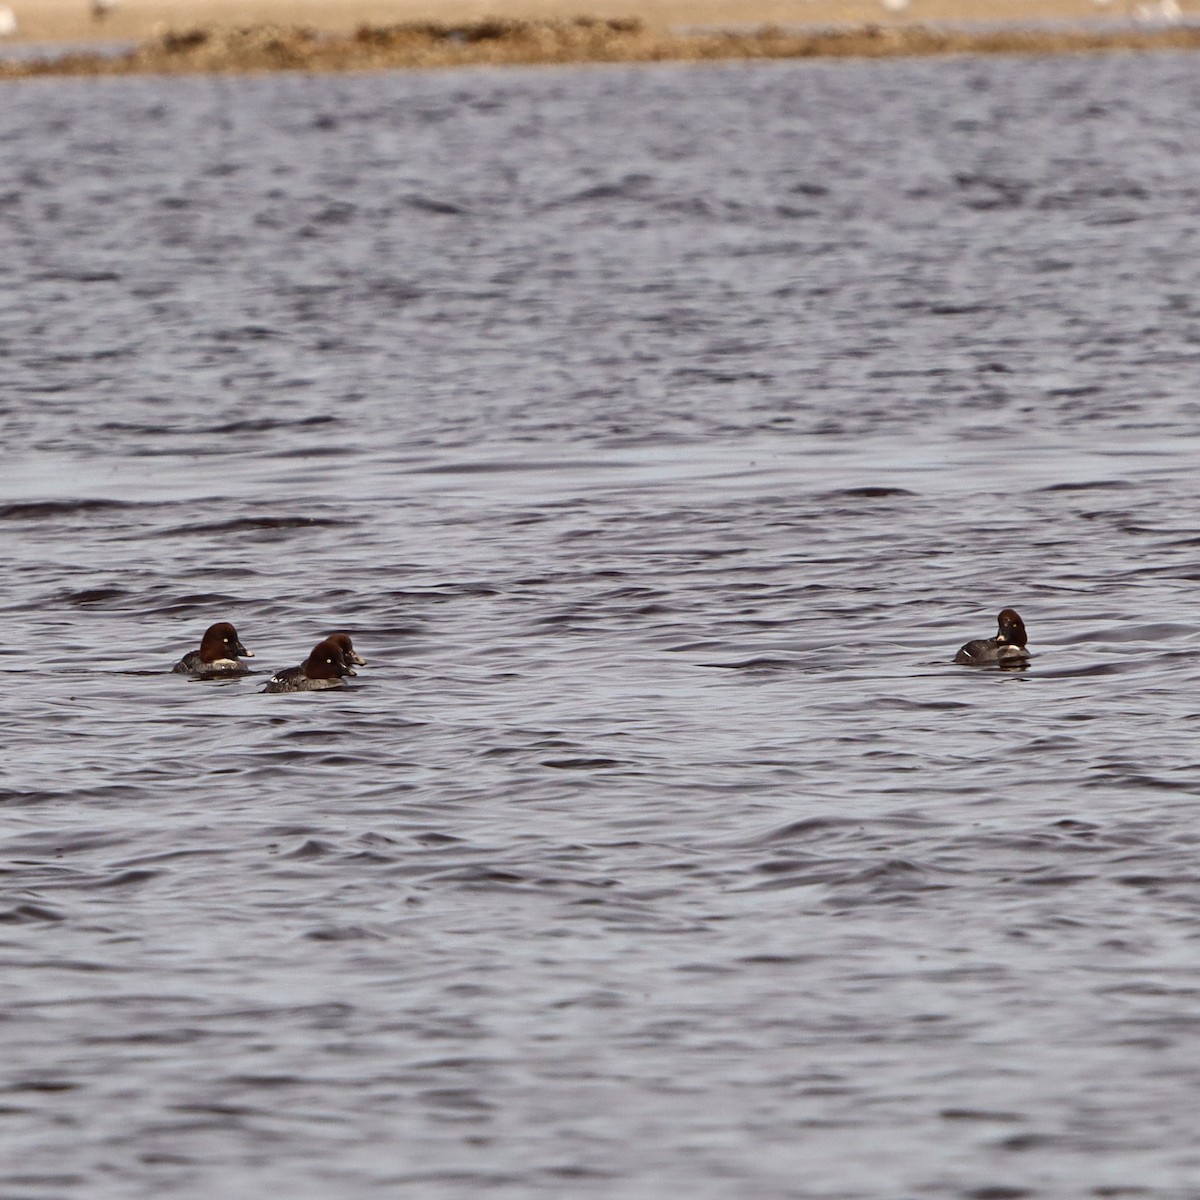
<box><xmin>7</xmin><ymin>0</ymin><xmax>1198</xmax><ymax>48</ymax></box>
<box><xmin>4</xmin><ymin>12</ymin><xmax>1200</xmax><ymax>79</ymax></box>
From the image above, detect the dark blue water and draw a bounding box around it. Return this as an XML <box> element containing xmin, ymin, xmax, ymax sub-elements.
<box><xmin>3</xmin><ymin>51</ymin><xmax>1200</xmax><ymax>1199</ymax></box>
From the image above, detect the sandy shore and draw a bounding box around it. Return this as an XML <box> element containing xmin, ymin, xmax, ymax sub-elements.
<box><xmin>1</xmin><ymin>0</ymin><xmax>1198</xmax><ymax>76</ymax></box>
<box><xmin>4</xmin><ymin>0</ymin><xmax>1197</xmax><ymax>45</ymax></box>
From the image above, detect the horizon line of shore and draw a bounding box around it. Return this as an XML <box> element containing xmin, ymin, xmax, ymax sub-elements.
<box><xmin>3</xmin><ymin>13</ymin><xmax>1200</xmax><ymax>80</ymax></box>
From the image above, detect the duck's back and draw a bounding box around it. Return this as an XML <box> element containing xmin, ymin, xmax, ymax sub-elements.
<box><xmin>954</xmin><ymin>638</ymin><xmax>995</xmax><ymax>665</ymax></box>
<box><xmin>263</xmin><ymin>666</ymin><xmax>344</xmax><ymax>693</ymax></box>
<box><xmin>264</xmin><ymin>666</ymin><xmax>307</xmax><ymax>693</ymax></box>
<box><xmin>955</xmin><ymin>638</ymin><xmax>1029</xmax><ymax>666</ymax></box>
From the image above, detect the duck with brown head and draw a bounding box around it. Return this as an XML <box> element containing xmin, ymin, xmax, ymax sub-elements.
<box><xmin>326</xmin><ymin>632</ymin><xmax>366</xmax><ymax>667</ymax></box>
<box><xmin>263</xmin><ymin>638</ymin><xmax>358</xmax><ymax>693</ymax></box>
<box><xmin>954</xmin><ymin>608</ymin><xmax>1030</xmax><ymax>666</ymax></box>
<box><xmin>172</xmin><ymin>621</ymin><xmax>255</xmax><ymax>675</ymax></box>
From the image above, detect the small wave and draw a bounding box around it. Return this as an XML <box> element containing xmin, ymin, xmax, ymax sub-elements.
<box><xmin>404</xmin><ymin>195</ymin><xmax>468</xmax><ymax>215</ymax></box>
<box><xmin>0</xmin><ymin>499</ymin><xmax>137</xmax><ymax>521</ymax></box>
<box><xmin>822</xmin><ymin>486</ymin><xmax>917</xmax><ymax>499</ymax></box>
<box><xmin>164</xmin><ymin>515</ymin><xmax>353</xmax><ymax>536</ymax></box>
<box><xmin>0</xmin><ymin>904</ymin><xmax>65</xmax><ymax>924</ymax></box>
<box><xmin>203</xmin><ymin>415</ymin><xmax>337</xmax><ymax>434</ymax></box>
<box><xmin>541</xmin><ymin>757</ymin><xmax>626</xmax><ymax>769</ymax></box>
<box><xmin>1036</xmin><ymin>478</ymin><xmax>1132</xmax><ymax>492</ymax></box>
<box><xmin>697</xmin><ymin>656</ymin><xmax>806</xmax><ymax>671</ymax></box>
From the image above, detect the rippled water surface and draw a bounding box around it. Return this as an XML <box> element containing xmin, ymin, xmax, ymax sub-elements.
<box><xmin>4</xmin><ymin>51</ymin><xmax>1200</xmax><ymax>1199</ymax></box>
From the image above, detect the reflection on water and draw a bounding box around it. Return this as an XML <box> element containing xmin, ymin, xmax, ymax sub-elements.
<box><xmin>3</xmin><ymin>52</ymin><xmax>1200</xmax><ymax>1199</ymax></box>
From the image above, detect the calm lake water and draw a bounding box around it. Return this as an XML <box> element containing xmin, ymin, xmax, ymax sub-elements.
<box><xmin>3</xmin><ymin>50</ymin><xmax>1200</xmax><ymax>1199</ymax></box>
